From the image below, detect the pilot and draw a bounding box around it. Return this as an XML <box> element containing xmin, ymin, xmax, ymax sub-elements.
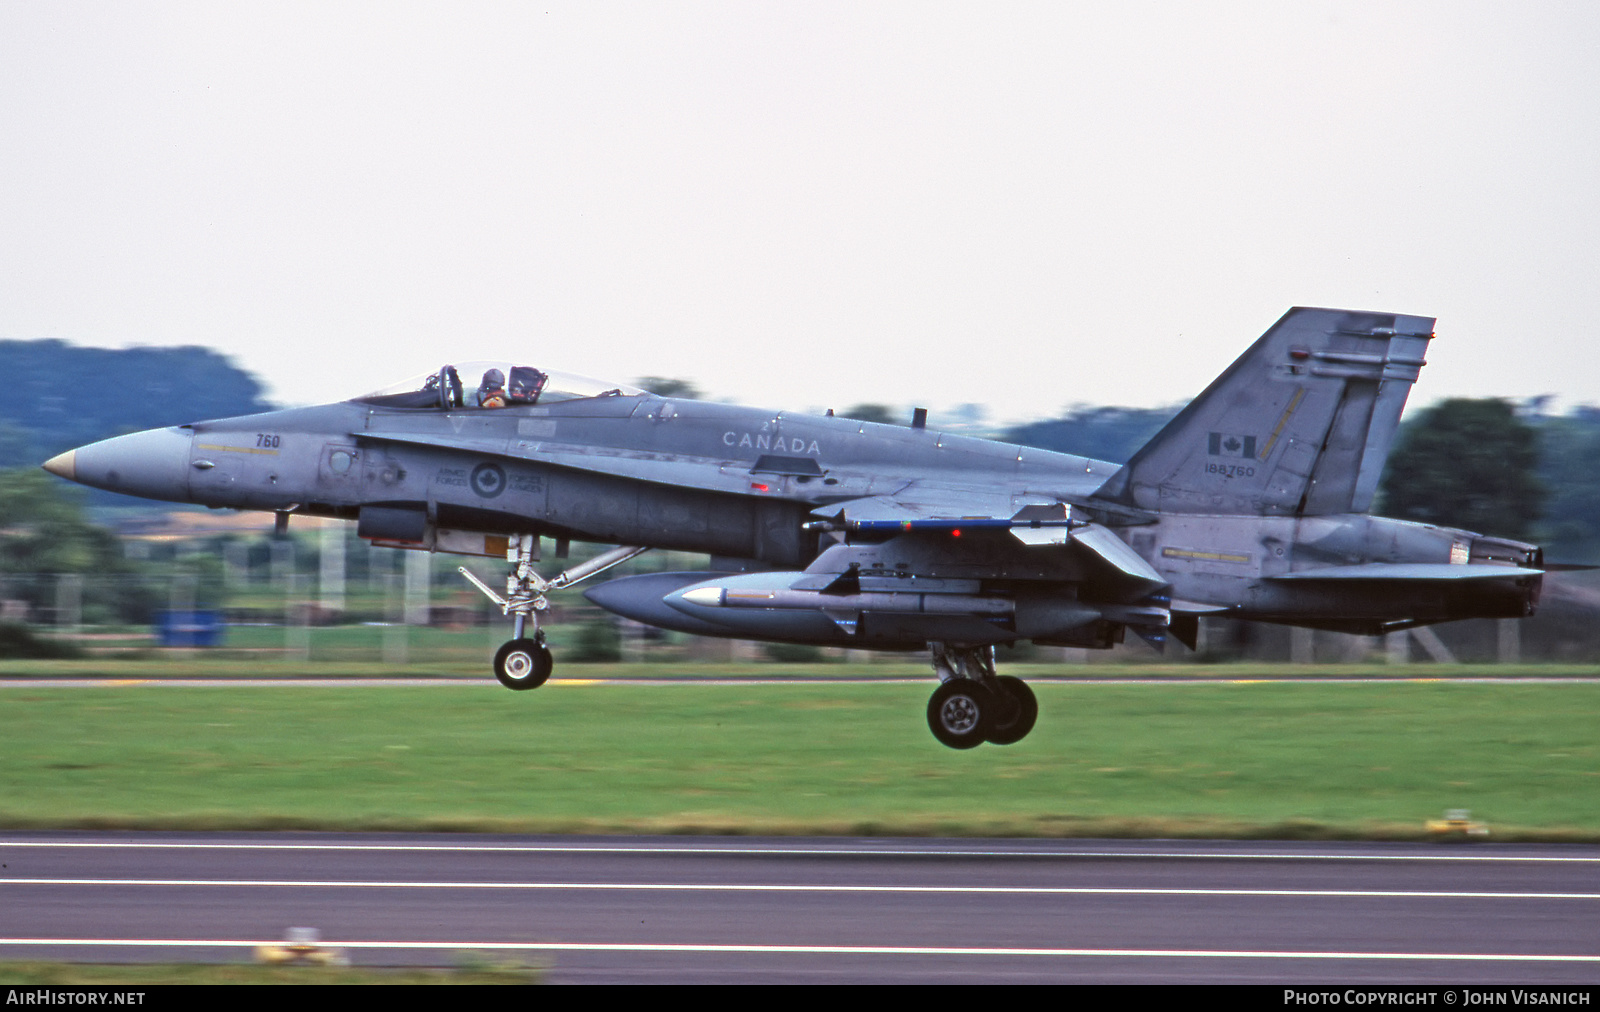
<box><xmin>478</xmin><ymin>368</ymin><xmax>507</xmax><ymax>408</ymax></box>
<box><xmin>507</xmin><ymin>366</ymin><xmax>548</xmax><ymax>404</ymax></box>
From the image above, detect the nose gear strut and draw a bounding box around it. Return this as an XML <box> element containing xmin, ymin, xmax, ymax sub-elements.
<box><xmin>459</xmin><ymin>538</ymin><xmax>647</xmax><ymax>689</ymax></box>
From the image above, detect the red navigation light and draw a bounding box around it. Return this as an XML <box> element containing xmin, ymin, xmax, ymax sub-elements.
<box><xmin>750</xmin><ymin>482</ymin><xmax>769</xmax><ymax>492</ymax></box>
<box><xmin>951</xmin><ymin>529</ymin><xmax>962</xmax><ymax>537</ymax></box>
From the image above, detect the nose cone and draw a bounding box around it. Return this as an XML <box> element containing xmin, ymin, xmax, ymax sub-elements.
<box><xmin>42</xmin><ymin>426</ymin><xmax>193</xmax><ymax>503</ymax></box>
<box><xmin>41</xmin><ymin>449</ymin><xmax>76</xmax><ymax>481</ymax></box>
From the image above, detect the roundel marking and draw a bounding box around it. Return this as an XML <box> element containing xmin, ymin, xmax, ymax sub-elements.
<box><xmin>470</xmin><ymin>462</ymin><xmax>506</xmax><ymax>499</ymax></box>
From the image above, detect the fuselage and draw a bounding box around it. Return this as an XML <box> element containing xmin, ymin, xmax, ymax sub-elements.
<box><xmin>45</xmin><ymin>387</ymin><xmax>1541</xmax><ymax>639</ymax></box>
<box><xmin>49</xmin><ymin>392</ymin><xmax>1112</xmax><ymax>563</ymax></box>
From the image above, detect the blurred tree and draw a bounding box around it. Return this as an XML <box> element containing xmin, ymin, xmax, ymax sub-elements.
<box><xmin>840</xmin><ymin>403</ymin><xmax>900</xmax><ymax>425</ymax></box>
<box><xmin>1004</xmin><ymin>405</ymin><xmax>1180</xmax><ymax>462</ymax></box>
<box><xmin>1531</xmin><ymin>407</ymin><xmax>1600</xmax><ymax>560</ymax></box>
<box><xmin>762</xmin><ymin>642</ymin><xmax>826</xmax><ymax>662</ymax></box>
<box><xmin>1377</xmin><ymin>399</ymin><xmax>1545</xmax><ymax>541</ymax></box>
<box><xmin>0</xmin><ymin>468</ymin><xmax>163</xmax><ymax>622</ymax></box>
<box><xmin>0</xmin><ymin>422</ymin><xmax>31</xmax><ymax>466</ymax></box>
<box><xmin>636</xmin><ymin>377</ymin><xmax>703</xmax><ymax>399</ymax></box>
<box><xmin>0</xmin><ymin>622</ymin><xmax>81</xmax><ymax>658</ymax></box>
<box><xmin>570</xmin><ymin>617</ymin><xmax>623</xmax><ymax>662</ymax></box>
<box><xmin>0</xmin><ymin>470</ymin><xmax>120</xmax><ymax>573</ymax></box>
<box><xmin>0</xmin><ymin>340</ymin><xmax>274</xmax><ymax>468</ymax></box>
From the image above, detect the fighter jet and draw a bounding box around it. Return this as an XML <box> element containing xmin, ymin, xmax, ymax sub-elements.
<box><xmin>42</xmin><ymin>308</ymin><xmax>1545</xmax><ymax>748</ymax></box>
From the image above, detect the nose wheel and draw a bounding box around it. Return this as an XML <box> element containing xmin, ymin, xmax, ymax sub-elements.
<box><xmin>494</xmin><ymin>636</ymin><xmax>553</xmax><ymax>690</ymax></box>
<box><xmin>460</xmin><ymin>538</ymin><xmax>647</xmax><ymax>692</ymax></box>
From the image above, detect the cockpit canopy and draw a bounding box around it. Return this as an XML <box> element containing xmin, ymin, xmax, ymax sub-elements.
<box><xmin>356</xmin><ymin>362</ymin><xmax>643</xmax><ymax>410</ymax></box>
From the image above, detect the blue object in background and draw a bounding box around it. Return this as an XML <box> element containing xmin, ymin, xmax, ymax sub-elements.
<box><xmin>154</xmin><ymin>610</ymin><xmax>223</xmax><ymax>647</ymax></box>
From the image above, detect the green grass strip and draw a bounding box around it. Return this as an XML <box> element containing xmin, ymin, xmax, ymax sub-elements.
<box><xmin>2</xmin><ymin>681</ymin><xmax>1598</xmax><ymax>839</ymax></box>
<box><xmin>0</xmin><ymin>961</ymin><xmax>540</xmax><ymax>985</ymax></box>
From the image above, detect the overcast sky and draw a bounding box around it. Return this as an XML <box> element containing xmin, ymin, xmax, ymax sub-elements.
<box><xmin>3</xmin><ymin>2</ymin><xmax>1597</xmax><ymax>425</ymax></box>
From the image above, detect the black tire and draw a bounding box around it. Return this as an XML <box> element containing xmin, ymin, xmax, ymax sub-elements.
<box><xmin>986</xmin><ymin>675</ymin><xmax>1038</xmax><ymax>745</ymax></box>
<box><xmin>926</xmin><ymin>680</ymin><xmax>994</xmax><ymax>750</ymax></box>
<box><xmin>494</xmin><ymin>638</ymin><xmax>553</xmax><ymax>690</ymax></box>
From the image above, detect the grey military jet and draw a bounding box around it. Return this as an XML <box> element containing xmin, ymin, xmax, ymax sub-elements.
<box><xmin>43</xmin><ymin>308</ymin><xmax>1545</xmax><ymax>748</ymax></box>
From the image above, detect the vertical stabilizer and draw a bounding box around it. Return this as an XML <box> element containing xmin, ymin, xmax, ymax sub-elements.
<box><xmin>1093</xmin><ymin>308</ymin><xmax>1434</xmax><ymax>516</ymax></box>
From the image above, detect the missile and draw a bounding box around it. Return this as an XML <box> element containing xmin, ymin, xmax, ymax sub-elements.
<box><xmin>585</xmin><ymin>570</ymin><xmax>1117</xmax><ymax>648</ymax></box>
<box><xmin>581</xmin><ymin>571</ymin><xmax>750</xmax><ymax>638</ymax></box>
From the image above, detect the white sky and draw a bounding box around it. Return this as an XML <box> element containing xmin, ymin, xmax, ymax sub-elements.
<box><xmin>3</xmin><ymin>2</ymin><xmax>1597</xmax><ymax>425</ymax></box>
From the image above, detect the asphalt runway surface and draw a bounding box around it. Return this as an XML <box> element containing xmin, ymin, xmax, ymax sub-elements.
<box><xmin>2</xmin><ymin>833</ymin><xmax>1597</xmax><ymax>984</ymax></box>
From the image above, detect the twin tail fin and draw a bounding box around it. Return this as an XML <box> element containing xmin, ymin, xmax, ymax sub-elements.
<box><xmin>1092</xmin><ymin>307</ymin><xmax>1435</xmax><ymax>517</ymax></box>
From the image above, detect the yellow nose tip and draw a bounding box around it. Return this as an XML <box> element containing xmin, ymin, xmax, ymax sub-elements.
<box><xmin>41</xmin><ymin>450</ymin><xmax>77</xmax><ymax>481</ymax></box>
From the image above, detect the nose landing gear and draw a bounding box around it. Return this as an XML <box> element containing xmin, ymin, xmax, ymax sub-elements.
<box><xmin>460</xmin><ymin>537</ymin><xmax>646</xmax><ymax>690</ymax></box>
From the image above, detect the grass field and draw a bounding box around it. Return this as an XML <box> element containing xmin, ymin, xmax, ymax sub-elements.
<box><xmin>3</xmin><ymin>673</ymin><xmax>1598</xmax><ymax>839</ymax></box>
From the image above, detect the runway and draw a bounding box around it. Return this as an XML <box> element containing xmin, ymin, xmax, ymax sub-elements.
<box><xmin>2</xmin><ymin>834</ymin><xmax>1598</xmax><ymax>983</ymax></box>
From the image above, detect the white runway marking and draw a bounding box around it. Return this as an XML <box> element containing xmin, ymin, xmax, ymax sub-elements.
<box><xmin>3</xmin><ymin>838</ymin><xmax>1598</xmax><ymax>863</ymax></box>
<box><xmin>5</xmin><ymin>877</ymin><xmax>1597</xmax><ymax>900</ymax></box>
<box><xmin>0</xmin><ymin>937</ymin><xmax>1596</xmax><ymax>963</ymax></box>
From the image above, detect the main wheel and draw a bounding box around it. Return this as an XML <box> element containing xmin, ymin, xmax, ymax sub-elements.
<box><xmin>927</xmin><ymin>680</ymin><xmax>994</xmax><ymax>750</ymax></box>
<box><xmin>494</xmin><ymin>638</ymin><xmax>553</xmax><ymax>690</ymax></box>
<box><xmin>986</xmin><ymin>675</ymin><xmax>1038</xmax><ymax>745</ymax></box>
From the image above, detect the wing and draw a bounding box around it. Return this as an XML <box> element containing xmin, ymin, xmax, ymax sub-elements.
<box><xmin>809</xmin><ymin>484</ymin><xmax>1165</xmax><ymax>589</ymax></box>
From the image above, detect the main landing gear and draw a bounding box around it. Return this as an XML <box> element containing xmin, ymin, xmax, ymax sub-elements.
<box><xmin>459</xmin><ymin>537</ymin><xmax>646</xmax><ymax>691</ymax></box>
<box><xmin>925</xmin><ymin>642</ymin><xmax>1038</xmax><ymax>749</ymax></box>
